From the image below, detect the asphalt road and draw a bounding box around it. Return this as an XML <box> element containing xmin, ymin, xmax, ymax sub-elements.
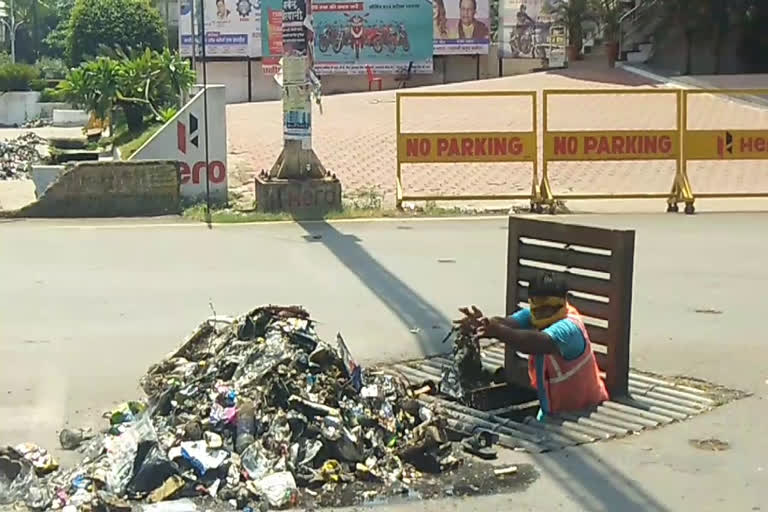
<box><xmin>1</xmin><ymin>213</ymin><xmax>766</xmax><ymax>511</ymax></box>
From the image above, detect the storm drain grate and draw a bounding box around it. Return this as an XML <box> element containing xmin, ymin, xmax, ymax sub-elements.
<box><xmin>385</xmin><ymin>343</ymin><xmax>747</xmax><ymax>453</ymax></box>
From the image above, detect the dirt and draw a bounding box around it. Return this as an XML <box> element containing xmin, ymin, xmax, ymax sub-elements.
<box><xmin>297</xmin><ymin>460</ymin><xmax>538</xmax><ymax>509</ymax></box>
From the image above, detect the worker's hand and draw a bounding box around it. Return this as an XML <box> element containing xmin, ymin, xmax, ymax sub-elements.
<box><xmin>453</xmin><ymin>306</ymin><xmax>485</xmax><ymax>333</ymax></box>
<box><xmin>475</xmin><ymin>316</ymin><xmax>505</xmax><ymax>340</ymax></box>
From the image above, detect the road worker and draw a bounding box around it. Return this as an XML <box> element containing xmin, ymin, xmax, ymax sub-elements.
<box><xmin>456</xmin><ymin>270</ymin><xmax>608</xmax><ymax>419</ymax></box>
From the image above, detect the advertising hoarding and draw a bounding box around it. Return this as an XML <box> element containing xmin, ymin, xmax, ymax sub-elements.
<box><xmin>261</xmin><ymin>0</ymin><xmax>284</xmax><ymax>72</ymax></box>
<box><xmin>179</xmin><ymin>0</ymin><xmax>263</xmax><ymax>57</ymax></box>
<box><xmin>312</xmin><ymin>0</ymin><xmax>433</xmax><ymax>75</ymax></box>
<box><xmin>500</xmin><ymin>0</ymin><xmax>567</xmax><ymax>65</ymax></box>
<box><xmin>432</xmin><ymin>0</ymin><xmax>490</xmax><ymax>55</ymax></box>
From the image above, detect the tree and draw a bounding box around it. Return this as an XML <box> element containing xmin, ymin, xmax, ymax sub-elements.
<box><xmin>657</xmin><ymin>0</ymin><xmax>711</xmax><ymax>75</ymax></box>
<box><xmin>66</xmin><ymin>0</ymin><xmax>167</xmax><ymax>65</ymax></box>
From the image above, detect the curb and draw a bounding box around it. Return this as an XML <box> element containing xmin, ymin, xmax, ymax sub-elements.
<box><xmin>617</xmin><ymin>62</ymin><xmax>768</xmax><ymax>110</ymax></box>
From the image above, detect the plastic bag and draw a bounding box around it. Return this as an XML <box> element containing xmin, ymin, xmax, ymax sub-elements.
<box><xmin>105</xmin><ymin>413</ymin><xmax>157</xmax><ymax>494</ymax></box>
<box><xmin>253</xmin><ymin>472</ymin><xmax>297</xmax><ymax>509</ymax></box>
<box><xmin>127</xmin><ymin>441</ymin><xmax>178</xmax><ymax>495</ymax></box>
<box><xmin>0</xmin><ymin>447</ymin><xmax>50</xmax><ymax>508</ymax></box>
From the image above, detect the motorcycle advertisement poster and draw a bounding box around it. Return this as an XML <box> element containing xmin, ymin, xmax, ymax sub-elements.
<box><xmin>179</xmin><ymin>0</ymin><xmax>263</xmax><ymax>57</ymax></box>
<box><xmin>261</xmin><ymin>0</ymin><xmax>283</xmax><ymax>73</ymax></box>
<box><xmin>432</xmin><ymin>0</ymin><xmax>491</xmax><ymax>55</ymax></box>
<box><xmin>500</xmin><ymin>0</ymin><xmax>567</xmax><ymax>66</ymax></box>
<box><xmin>312</xmin><ymin>0</ymin><xmax>434</xmax><ymax>75</ymax></box>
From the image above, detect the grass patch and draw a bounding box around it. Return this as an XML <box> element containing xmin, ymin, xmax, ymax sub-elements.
<box><xmin>111</xmin><ymin>123</ymin><xmax>163</xmax><ymax>159</ymax></box>
<box><xmin>182</xmin><ymin>200</ymin><xmax>508</xmax><ymax>224</ymax></box>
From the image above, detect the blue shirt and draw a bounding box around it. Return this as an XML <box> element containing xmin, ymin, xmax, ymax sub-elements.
<box><xmin>510</xmin><ymin>308</ymin><xmax>586</xmax><ymax>418</ymax></box>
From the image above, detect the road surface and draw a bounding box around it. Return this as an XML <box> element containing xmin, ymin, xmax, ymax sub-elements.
<box><xmin>1</xmin><ymin>213</ymin><xmax>766</xmax><ymax>511</ymax></box>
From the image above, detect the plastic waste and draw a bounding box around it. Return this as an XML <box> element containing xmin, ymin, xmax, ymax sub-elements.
<box><xmin>142</xmin><ymin>498</ymin><xmax>198</xmax><ymax>512</ymax></box>
<box><xmin>127</xmin><ymin>441</ymin><xmax>179</xmax><ymax>495</ymax></box>
<box><xmin>252</xmin><ymin>472</ymin><xmax>298</xmax><ymax>509</ymax></box>
<box><xmin>109</xmin><ymin>401</ymin><xmax>147</xmax><ymax>425</ymax></box>
<box><xmin>14</xmin><ymin>443</ymin><xmax>58</xmax><ymax>475</ymax></box>
<box><xmin>235</xmin><ymin>400</ymin><xmax>256</xmax><ymax>454</ymax></box>
<box><xmin>240</xmin><ymin>443</ymin><xmax>273</xmax><ymax>481</ymax></box>
<box><xmin>180</xmin><ymin>441</ymin><xmax>228</xmax><ymax>476</ymax></box>
<box><xmin>147</xmin><ymin>475</ymin><xmax>185</xmax><ymax>503</ymax></box>
<box><xmin>204</xmin><ymin>432</ymin><xmax>223</xmax><ymax>450</ymax></box>
<box><xmin>105</xmin><ymin>413</ymin><xmax>157</xmax><ymax>494</ymax></box>
<box><xmin>59</xmin><ymin>428</ymin><xmax>93</xmax><ymax>451</ymax></box>
<box><xmin>0</xmin><ymin>447</ymin><xmax>50</xmax><ymax>508</ymax></box>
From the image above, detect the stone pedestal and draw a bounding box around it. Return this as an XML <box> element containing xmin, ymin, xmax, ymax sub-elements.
<box><xmin>255</xmin><ymin>175</ymin><xmax>342</xmax><ymax>217</ymax></box>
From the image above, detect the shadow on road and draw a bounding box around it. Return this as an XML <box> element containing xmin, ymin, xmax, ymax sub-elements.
<box><xmin>532</xmin><ymin>445</ymin><xmax>671</xmax><ymax>512</ymax></box>
<box><xmin>296</xmin><ymin>220</ymin><xmax>452</xmax><ymax>357</ymax></box>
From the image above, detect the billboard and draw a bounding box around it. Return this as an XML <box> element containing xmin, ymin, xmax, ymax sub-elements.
<box><xmin>500</xmin><ymin>0</ymin><xmax>567</xmax><ymax>64</ymax></box>
<box><xmin>432</xmin><ymin>0</ymin><xmax>490</xmax><ymax>55</ymax></box>
<box><xmin>312</xmin><ymin>0</ymin><xmax>434</xmax><ymax>75</ymax></box>
<box><xmin>179</xmin><ymin>0</ymin><xmax>263</xmax><ymax>57</ymax></box>
<box><xmin>261</xmin><ymin>0</ymin><xmax>283</xmax><ymax>72</ymax></box>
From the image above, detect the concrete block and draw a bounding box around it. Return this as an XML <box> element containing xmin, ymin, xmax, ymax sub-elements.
<box><xmin>30</xmin><ymin>165</ymin><xmax>68</xmax><ymax>198</ymax></box>
<box><xmin>39</xmin><ymin>102</ymin><xmax>72</xmax><ymax>118</ymax></box>
<box><xmin>0</xmin><ymin>92</ymin><xmax>42</xmax><ymax>126</ymax></box>
<box><xmin>14</xmin><ymin>160</ymin><xmax>180</xmax><ymax>218</ymax></box>
<box><xmin>52</xmin><ymin>109</ymin><xmax>90</xmax><ymax>127</ymax></box>
<box><xmin>255</xmin><ymin>176</ymin><xmax>342</xmax><ymax>218</ymax></box>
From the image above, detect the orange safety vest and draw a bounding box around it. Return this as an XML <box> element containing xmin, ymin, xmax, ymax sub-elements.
<box><xmin>528</xmin><ymin>305</ymin><xmax>609</xmax><ymax>414</ymax></box>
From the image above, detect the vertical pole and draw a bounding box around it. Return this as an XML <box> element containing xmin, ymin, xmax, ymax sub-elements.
<box><xmin>530</xmin><ymin>91</ymin><xmax>538</xmax><ymax>206</ymax></box>
<box><xmin>247</xmin><ymin>59</ymin><xmax>253</xmax><ymax>102</ymax></box>
<box><xmin>200</xmin><ymin>0</ymin><xmax>211</xmax><ymax>216</ymax></box>
<box><xmin>9</xmin><ymin>0</ymin><xmax>16</xmax><ymax>63</ymax></box>
<box><xmin>395</xmin><ymin>93</ymin><xmax>403</xmax><ymax>208</ymax></box>
<box><xmin>191</xmin><ymin>0</ymin><xmax>197</xmax><ymax>74</ymax></box>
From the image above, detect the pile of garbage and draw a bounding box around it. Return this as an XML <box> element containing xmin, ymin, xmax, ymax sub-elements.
<box><xmin>1</xmin><ymin>133</ymin><xmax>45</xmax><ymax>180</ymax></box>
<box><xmin>1</xmin><ymin>305</ymin><xmax>464</xmax><ymax>511</ymax></box>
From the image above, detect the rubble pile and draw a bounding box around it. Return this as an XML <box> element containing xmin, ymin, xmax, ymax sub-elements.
<box><xmin>1</xmin><ymin>133</ymin><xmax>45</xmax><ymax>180</ymax></box>
<box><xmin>1</xmin><ymin>305</ymin><xmax>465</xmax><ymax>511</ymax></box>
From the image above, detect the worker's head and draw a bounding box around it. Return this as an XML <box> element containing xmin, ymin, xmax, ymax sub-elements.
<box><xmin>528</xmin><ymin>271</ymin><xmax>568</xmax><ymax>329</ymax></box>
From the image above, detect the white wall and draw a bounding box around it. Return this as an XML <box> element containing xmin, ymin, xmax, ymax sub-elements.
<box><xmin>192</xmin><ymin>49</ymin><xmax>506</xmax><ymax>105</ymax></box>
<box><xmin>0</xmin><ymin>92</ymin><xmax>42</xmax><ymax>126</ymax></box>
<box><xmin>130</xmin><ymin>85</ymin><xmax>228</xmax><ymax>204</ymax></box>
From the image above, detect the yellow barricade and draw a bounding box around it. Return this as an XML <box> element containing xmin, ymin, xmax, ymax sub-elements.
<box><xmin>682</xmin><ymin>89</ymin><xmax>768</xmax><ymax>213</ymax></box>
<box><xmin>396</xmin><ymin>91</ymin><xmax>539</xmax><ymax>209</ymax></box>
<box><xmin>539</xmin><ymin>89</ymin><xmax>689</xmax><ymax>212</ymax></box>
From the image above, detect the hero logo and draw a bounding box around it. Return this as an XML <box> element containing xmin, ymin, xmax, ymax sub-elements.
<box><xmin>716</xmin><ymin>131</ymin><xmax>733</xmax><ymax>158</ymax></box>
<box><xmin>177</xmin><ymin>112</ymin><xmax>227</xmax><ymax>185</ymax></box>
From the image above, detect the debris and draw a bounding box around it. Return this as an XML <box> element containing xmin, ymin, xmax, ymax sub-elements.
<box><xmin>689</xmin><ymin>438</ymin><xmax>730</xmax><ymax>451</ymax></box>
<box><xmin>461</xmin><ymin>431</ymin><xmax>498</xmax><ymax>460</ymax></box>
<box><xmin>252</xmin><ymin>472</ymin><xmax>298</xmax><ymax>509</ymax></box>
<box><xmin>0</xmin><ymin>446</ymin><xmax>50</xmax><ymax>508</ymax></box>
<box><xmin>437</xmin><ymin>258</ymin><xmax>456</xmax><ymax>263</ymax></box>
<box><xmin>59</xmin><ymin>428</ymin><xmax>94</xmax><ymax>451</ymax></box>
<box><xmin>14</xmin><ymin>443</ymin><xmax>59</xmax><ymax>475</ymax></box>
<box><xmin>180</xmin><ymin>441</ymin><xmax>229</xmax><ymax>475</ymax></box>
<box><xmin>147</xmin><ymin>475</ymin><xmax>185</xmax><ymax>503</ymax></box>
<box><xmin>494</xmin><ymin>466</ymin><xmax>518</xmax><ymax>476</ymax></box>
<box><xmin>0</xmin><ymin>305</ymin><xmax>476</xmax><ymax>510</ymax></box>
<box><xmin>0</xmin><ymin>133</ymin><xmax>46</xmax><ymax>180</ymax></box>
<box><xmin>142</xmin><ymin>498</ymin><xmax>198</xmax><ymax>512</ymax></box>
<box><xmin>694</xmin><ymin>308</ymin><xmax>723</xmax><ymax>315</ymax></box>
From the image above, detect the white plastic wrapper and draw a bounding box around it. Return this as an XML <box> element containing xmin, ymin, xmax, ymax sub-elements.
<box><xmin>254</xmin><ymin>471</ymin><xmax>298</xmax><ymax>509</ymax></box>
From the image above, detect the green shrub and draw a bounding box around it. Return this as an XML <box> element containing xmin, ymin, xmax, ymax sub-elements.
<box><xmin>58</xmin><ymin>49</ymin><xmax>194</xmax><ymax>132</ymax></box>
<box><xmin>30</xmin><ymin>79</ymin><xmax>48</xmax><ymax>91</ymax></box>
<box><xmin>66</xmin><ymin>0</ymin><xmax>168</xmax><ymax>65</ymax></box>
<box><xmin>40</xmin><ymin>87</ymin><xmax>64</xmax><ymax>102</ymax></box>
<box><xmin>36</xmin><ymin>57</ymin><xmax>69</xmax><ymax>79</ymax></box>
<box><xmin>0</xmin><ymin>64</ymin><xmax>41</xmax><ymax>92</ymax></box>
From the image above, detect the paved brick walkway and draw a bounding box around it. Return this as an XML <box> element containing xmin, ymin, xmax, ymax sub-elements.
<box><xmin>227</xmin><ymin>58</ymin><xmax>768</xmax><ymax>208</ymax></box>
